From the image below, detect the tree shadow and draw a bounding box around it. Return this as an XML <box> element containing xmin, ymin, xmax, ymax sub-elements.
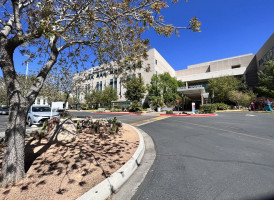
<box><xmin>24</xmin><ymin>119</ymin><xmax>69</xmax><ymax>172</ymax></box>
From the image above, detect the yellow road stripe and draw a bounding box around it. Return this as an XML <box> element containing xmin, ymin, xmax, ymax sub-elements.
<box><xmin>130</xmin><ymin>116</ymin><xmax>168</xmax><ymax>126</ymax></box>
<box><xmin>182</xmin><ymin>121</ymin><xmax>274</xmax><ymax>143</ymax></box>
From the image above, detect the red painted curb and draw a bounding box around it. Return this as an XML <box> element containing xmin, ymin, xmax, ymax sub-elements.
<box><xmin>160</xmin><ymin>113</ymin><xmax>217</xmax><ymax>117</ymax></box>
<box><xmin>93</xmin><ymin>112</ymin><xmax>142</xmax><ymax>115</ymax></box>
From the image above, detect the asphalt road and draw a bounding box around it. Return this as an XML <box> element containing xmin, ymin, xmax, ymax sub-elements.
<box><xmin>1</xmin><ymin>111</ymin><xmax>274</xmax><ymax>199</ymax></box>
<box><xmin>133</xmin><ymin>112</ymin><xmax>274</xmax><ymax>200</ymax></box>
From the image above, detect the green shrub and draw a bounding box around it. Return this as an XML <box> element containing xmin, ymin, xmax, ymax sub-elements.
<box><xmin>149</xmin><ymin>97</ymin><xmax>165</xmax><ymax>111</ymax></box>
<box><xmin>39</xmin><ymin>121</ymin><xmax>48</xmax><ymax>138</ymax></box>
<box><xmin>215</xmin><ymin>103</ymin><xmax>230</xmax><ymax>110</ymax></box>
<box><xmin>81</xmin><ymin>103</ymin><xmax>88</xmax><ymax>110</ymax></box>
<box><xmin>166</xmin><ymin>110</ymin><xmax>173</xmax><ymax>114</ymax></box>
<box><xmin>199</xmin><ymin>104</ymin><xmax>217</xmax><ymax>113</ymax></box>
<box><xmin>110</xmin><ymin>108</ymin><xmax>123</xmax><ymax>112</ymax></box>
<box><xmin>129</xmin><ymin>100</ymin><xmax>142</xmax><ymax>112</ymax></box>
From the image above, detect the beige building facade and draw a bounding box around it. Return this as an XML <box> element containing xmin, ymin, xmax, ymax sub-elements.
<box><xmin>176</xmin><ymin>33</ymin><xmax>273</xmax><ymax>107</ymax></box>
<box><xmin>74</xmin><ymin>48</ymin><xmax>175</xmax><ymax>105</ymax></box>
<box><xmin>74</xmin><ymin>33</ymin><xmax>274</xmax><ymax>108</ymax></box>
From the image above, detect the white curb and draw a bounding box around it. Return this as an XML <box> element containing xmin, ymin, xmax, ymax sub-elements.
<box><xmin>77</xmin><ymin>124</ymin><xmax>145</xmax><ymax>200</ymax></box>
<box><xmin>0</xmin><ymin>127</ymin><xmax>41</xmax><ymax>139</ymax></box>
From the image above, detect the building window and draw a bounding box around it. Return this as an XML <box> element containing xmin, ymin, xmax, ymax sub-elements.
<box><xmin>155</xmin><ymin>59</ymin><xmax>158</xmax><ymax>65</ymax></box>
<box><xmin>86</xmin><ymin>84</ymin><xmax>90</xmax><ymax>94</ymax></box>
<box><xmin>114</xmin><ymin>78</ymin><xmax>117</xmax><ymax>91</ymax></box>
<box><xmin>119</xmin><ymin>80</ymin><xmax>122</xmax><ymax>98</ymax></box>
<box><xmin>110</xmin><ymin>79</ymin><xmax>113</xmax><ymax>87</ymax></box>
<box><xmin>37</xmin><ymin>98</ymin><xmax>40</xmax><ymax>105</ymax></box>
<box><xmin>232</xmin><ymin>65</ymin><xmax>241</xmax><ymax>69</ymax></box>
<box><xmin>206</xmin><ymin>66</ymin><xmax>210</xmax><ymax>72</ymax></box>
<box><xmin>100</xmin><ymin>81</ymin><xmax>103</xmax><ymax>91</ymax></box>
<box><xmin>96</xmin><ymin>82</ymin><xmax>99</xmax><ymax>91</ymax></box>
<box><xmin>43</xmin><ymin>99</ymin><xmax>46</xmax><ymax>105</ymax></box>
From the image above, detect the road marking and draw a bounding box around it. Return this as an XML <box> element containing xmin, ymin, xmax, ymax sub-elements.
<box><xmin>246</xmin><ymin>114</ymin><xmax>256</xmax><ymax>116</ymax></box>
<box><xmin>181</xmin><ymin>121</ymin><xmax>274</xmax><ymax>143</ymax></box>
<box><xmin>130</xmin><ymin>116</ymin><xmax>169</xmax><ymax>127</ymax></box>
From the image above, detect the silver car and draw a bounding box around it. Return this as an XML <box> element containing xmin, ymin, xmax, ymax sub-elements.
<box><xmin>27</xmin><ymin>106</ymin><xmax>60</xmax><ymax>127</ymax></box>
<box><xmin>0</xmin><ymin>107</ymin><xmax>9</xmax><ymax>115</ymax></box>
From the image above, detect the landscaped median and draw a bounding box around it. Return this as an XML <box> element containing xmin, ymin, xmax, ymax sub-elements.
<box><xmin>0</xmin><ymin>119</ymin><xmax>145</xmax><ymax>200</ymax></box>
<box><xmin>160</xmin><ymin>113</ymin><xmax>217</xmax><ymax>117</ymax></box>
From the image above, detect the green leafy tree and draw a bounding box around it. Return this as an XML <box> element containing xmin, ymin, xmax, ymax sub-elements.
<box><xmin>125</xmin><ymin>76</ymin><xmax>146</xmax><ymax>102</ymax></box>
<box><xmin>85</xmin><ymin>89</ymin><xmax>100</xmax><ymax>108</ymax></box>
<box><xmin>124</xmin><ymin>76</ymin><xmax>146</xmax><ymax>112</ymax></box>
<box><xmin>85</xmin><ymin>86</ymin><xmax>118</xmax><ymax>108</ymax></box>
<box><xmin>159</xmin><ymin>72</ymin><xmax>180</xmax><ymax>105</ymax></box>
<box><xmin>147</xmin><ymin>74</ymin><xmax>161</xmax><ymax>98</ymax></box>
<box><xmin>0</xmin><ymin>0</ymin><xmax>200</xmax><ymax>186</ymax></box>
<box><xmin>208</xmin><ymin>76</ymin><xmax>241</xmax><ymax>103</ymax></box>
<box><xmin>147</xmin><ymin>72</ymin><xmax>183</xmax><ymax>107</ymax></box>
<box><xmin>257</xmin><ymin>60</ymin><xmax>274</xmax><ymax>97</ymax></box>
<box><xmin>101</xmin><ymin>86</ymin><xmax>118</xmax><ymax>107</ymax></box>
<box><xmin>228</xmin><ymin>90</ymin><xmax>256</xmax><ymax>108</ymax></box>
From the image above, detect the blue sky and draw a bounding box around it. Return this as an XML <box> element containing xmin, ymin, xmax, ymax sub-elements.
<box><xmin>143</xmin><ymin>0</ymin><xmax>274</xmax><ymax>70</ymax></box>
<box><xmin>6</xmin><ymin>0</ymin><xmax>274</xmax><ymax>75</ymax></box>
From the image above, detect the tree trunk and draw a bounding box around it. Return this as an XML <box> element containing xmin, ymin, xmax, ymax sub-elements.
<box><xmin>1</xmin><ymin>105</ymin><xmax>27</xmax><ymax>187</ymax></box>
<box><xmin>0</xmin><ymin>38</ymin><xmax>29</xmax><ymax>187</ymax></box>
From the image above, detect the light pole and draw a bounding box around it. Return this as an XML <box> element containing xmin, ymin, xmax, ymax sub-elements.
<box><xmin>24</xmin><ymin>55</ymin><xmax>29</xmax><ymax>86</ymax></box>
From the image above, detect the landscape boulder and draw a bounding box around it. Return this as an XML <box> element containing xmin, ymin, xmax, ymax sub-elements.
<box><xmin>49</xmin><ymin>119</ymin><xmax>77</xmax><ymax>144</ymax></box>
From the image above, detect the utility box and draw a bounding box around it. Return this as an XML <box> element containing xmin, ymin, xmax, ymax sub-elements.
<box><xmin>192</xmin><ymin>102</ymin><xmax>195</xmax><ymax>114</ymax></box>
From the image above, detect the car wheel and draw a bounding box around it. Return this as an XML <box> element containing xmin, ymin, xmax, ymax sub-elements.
<box><xmin>28</xmin><ymin>118</ymin><xmax>32</xmax><ymax>127</ymax></box>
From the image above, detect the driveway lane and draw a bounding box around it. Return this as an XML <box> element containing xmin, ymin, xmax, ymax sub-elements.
<box><xmin>133</xmin><ymin>113</ymin><xmax>274</xmax><ymax>200</ymax></box>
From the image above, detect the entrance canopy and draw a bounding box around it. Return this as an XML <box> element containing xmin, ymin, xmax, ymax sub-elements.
<box><xmin>178</xmin><ymin>85</ymin><xmax>209</xmax><ymax>105</ymax></box>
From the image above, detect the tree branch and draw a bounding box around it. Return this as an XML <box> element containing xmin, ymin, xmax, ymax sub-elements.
<box><xmin>12</xmin><ymin>0</ymin><xmax>23</xmax><ymax>36</ymax></box>
<box><xmin>58</xmin><ymin>39</ymin><xmax>98</xmax><ymax>52</ymax></box>
<box><xmin>26</xmin><ymin>35</ymin><xmax>59</xmax><ymax>105</ymax></box>
<box><xmin>0</xmin><ymin>15</ymin><xmax>14</xmax><ymax>37</ymax></box>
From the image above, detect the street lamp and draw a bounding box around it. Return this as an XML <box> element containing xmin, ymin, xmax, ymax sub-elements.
<box><xmin>24</xmin><ymin>54</ymin><xmax>30</xmax><ymax>85</ymax></box>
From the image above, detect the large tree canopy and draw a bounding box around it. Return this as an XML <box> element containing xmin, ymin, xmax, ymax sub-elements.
<box><xmin>207</xmin><ymin>76</ymin><xmax>241</xmax><ymax>103</ymax></box>
<box><xmin>147</xmin><ymin>72</ymin><xmax>182</xmax><ymax>106</ymax></box>
<box><xmin>0</xmin><ymin>0</ymin><xmax>200</xmax><ymax>186</ymax></box>
<box><xmin>124</xmin><ymin>76</ymin><xmax>146</xmax><ymax>102</ymax></box>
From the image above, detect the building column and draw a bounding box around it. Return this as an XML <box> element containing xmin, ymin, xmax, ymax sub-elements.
<box><xmin>186</xmin><ymin>81</ymin><xmax>188</xmax><ymax>89</ymax></box>
<box><xmin>201</xmin><ymin>93</ymin><xmax>204</xmax><ymax>105</ymax></box>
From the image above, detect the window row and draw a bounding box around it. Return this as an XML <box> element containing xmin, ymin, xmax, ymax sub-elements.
<box><xmin>258</xmin><ymin>46</ymin><xmax>274</xmax><ymax>66</ymax></box>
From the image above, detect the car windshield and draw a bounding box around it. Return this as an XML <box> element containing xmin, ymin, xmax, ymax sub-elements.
<box><xmin>32</xmin><ymin>107</ymin><xmax>51</xmax><ymax>112</ymax></box>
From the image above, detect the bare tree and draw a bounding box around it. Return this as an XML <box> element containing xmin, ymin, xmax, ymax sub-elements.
<box><xmin>0</xmin><ymin>0</ymin><xmax>200</xmax><ymax>186</ymax></box>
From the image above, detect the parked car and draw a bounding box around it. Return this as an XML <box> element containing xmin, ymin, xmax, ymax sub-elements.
<box><xmin>27</xmin><ymin>106</ymin><xmax>60</xmax><ymax>127</ymax></box>
<box><xmin>0</xmin><ymin>107</ymin><xmax>9</xmax><ymax>115</ymax></box>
